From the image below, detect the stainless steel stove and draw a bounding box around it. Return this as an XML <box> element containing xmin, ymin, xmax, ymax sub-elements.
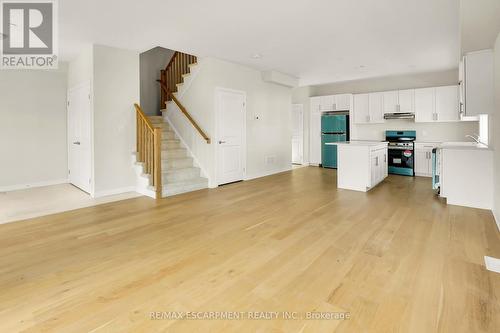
<box><xmin>385</xmin><ymin>131</ymin><xmax>416</xmax><ymax>176</ymax></box>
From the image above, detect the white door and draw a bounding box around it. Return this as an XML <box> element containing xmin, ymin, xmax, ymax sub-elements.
<box><xmin>415</xmin><ymin>88</ymin><xmax>435</xmax><ymax>122</ymax></box>
<box><xmin>354</xmin><ymin>94</ymin><xmax>370</xmax><ymax>124</ymax></box>
<box><xmin>398</xmin><ymin>89</ymin><xmax>415</xmax><ymax>113</ymax></box>
<box><xmin>382</xmin><ymin>91</ymin><xmax>399</xmax><ymax>113</ymax></box>
<box><xmin>68</xmin><ymin>83</ymin><xmax>92</xmax><ymax>193</ymax></box>
<box><xmin>216</xmin><ymin>89</ymin><xmax>246</xmax><ymax>185</ymax></box>
<box><xmin>291</xmin><ymin>104</ymin><xmax>304</xmax><ymax>164</ymax></box>
<box><xmin>435</xmin><ymin>85</ymin><xmax>459</xmax><ymax>122</ymax></box>
<box><xmin>368</xmin><ymin>92</ymin><xmax>384</xmax><ymax>123</ymax></box>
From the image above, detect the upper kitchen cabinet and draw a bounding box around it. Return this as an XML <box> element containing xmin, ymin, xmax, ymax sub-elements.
<box><xmin>335</xmin><ymin>94</ymin><xmax>351</xmax><ymax>111</ymax></box>
<box><xmin>415</xmin><ymin>87</ymin><xmax>435</xmax><ymax>122</ymax></box>
<box><xmin>368</xmin><ymin>93</ymin><xmax>384</xmax><ymax>123</ymax></box>
<box><xmin>354</xmin><ymin>94</ymin><xmax>370</xmax><ymax>124</ymax></box>
<box><xmin>320</xmin><ymin>95</ymin><xmax>335</xmax><ymax>112</ymax></box>
<box><xmin>435</xmin><ymin>85</ymin><xmax>459</xmax><ymax>122</ymax></box>
<box><xmin>463</xmin><ymin>50</ymin><xmax>494</xmax><ymax>116</ymax></box>
<box><xmin>414</xmin><ymin>85</ymin><xmax>459</xmax><ymax>122</ymax></box>
<box><xmin>382</xmin><ymin>91</ymin><xmax>399</xmax><ymax>113</ymax></box>
<box><xmin>319</xmin><ymin>94</ymin><xmax>352</xmax><ymax>112</ymax></box>
<box><xmin>398</xmin><ymin>89</ymin><xmax>415</xmax><ymax>113</ymax></box>
<box><xmin>353</xmin><ymin>93</ymin><xmax>384</xmax><ymax>124</ymax></box>
<box><xmin>310</xmin><ymin>96</ymin><xmax>321</xmax><ymax>114</ymax></box>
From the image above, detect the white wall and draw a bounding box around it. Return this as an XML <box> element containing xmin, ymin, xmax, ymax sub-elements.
<box><xmin>0</xmin><ymin>65</ymin><xmax>69</xmax><ymax>190</ymax></box>
<box><xmin>92</xmin><ymin>45</ymin><xmax>139</xmax><ymax>196</ymax></box>
<box><xmin>493</xmin><ymin>32</ymin><xmax>500</xmax><ymax>224</ymax></box>
<box><xmin>68</xmin><ymin>44</ymin><xmax>93</xmax><ymax>89</ymax></box>
<box><xmin>293</xmin><ymin>69</ymin><xmax>479</xmax><ymax>162</ymax></box>
<box><xmin>140</xmin><ymin>47</ymin><xmax>175</xmax><ymax>116</ymax></box>
<box><xmin>166</xmin><ymin>57</ymin><xmax>292</xmax><ymax>187</ymax></box>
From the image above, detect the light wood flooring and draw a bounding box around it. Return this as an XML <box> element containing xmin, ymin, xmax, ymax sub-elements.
<box><xmin>0</xmin><ymin>167</ymin><xmax>499</xmax><ymax>332</ymax></box>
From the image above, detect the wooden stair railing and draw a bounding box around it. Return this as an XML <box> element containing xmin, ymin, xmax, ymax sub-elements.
<box><xmin>134</xmin><ymin>103</ymin><xmax>162</xmax><ymax>199</ymax></box>
<box><xmin>157</xmin><ymin>80</ymin><xmax>211</xmax><ymax>144</ymax></box>
<box><xmin>160</xmin><ymin>51</ymin><xmax>198</xmax><ymax>106</ymax></box>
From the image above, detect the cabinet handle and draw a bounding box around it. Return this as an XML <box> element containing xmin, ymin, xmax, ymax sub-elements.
<box><xmin>384</xmin><ymin>154</ymin><xmax>386</xmax><ymax>162</ymax></box>
<box><xmin>376</xmin><ymin>156</ymin><xmax>379</xmax><ymax>166</ymax></box>
<box><xmin>333</xmin><ymin>103</ymin><xmax>337</xmax><ymax>111</ymax></box>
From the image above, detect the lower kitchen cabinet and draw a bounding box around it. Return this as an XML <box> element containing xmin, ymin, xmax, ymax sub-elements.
<box><xmin>415</xmin><ymin>142</ymin><xmax>439</xmax><ymax>177</ymax></box>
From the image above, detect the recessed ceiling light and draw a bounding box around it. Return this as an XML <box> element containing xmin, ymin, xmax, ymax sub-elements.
<box><xmin>359</xmin><ymin>65</ymin><xmax>366</xmax><ymax>69</ymax></box>
<box><xmin>251</xmin><ymin>53</ymin><xmax>262</xmax><ymax>59</ymax></box>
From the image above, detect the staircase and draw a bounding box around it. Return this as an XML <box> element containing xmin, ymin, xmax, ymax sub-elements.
<box><xmin>148</xmin><ymin>116</ymin><xmax>208</xmax><ymax>196</ymax></box>
<box><xmin>133</xmin><ymin>51</ymin><xmax>210</xmax><ymax>199</ymax></box>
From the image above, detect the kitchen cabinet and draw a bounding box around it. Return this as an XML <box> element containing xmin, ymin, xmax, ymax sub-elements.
<box><xmin>382</xmin><ymin>91</ymin><xmax>399</xmax><ymax>113</ymax></box>
<box><xmin>435</xmin><ymin>86</ymin><xmax>459</xmax><ymax>121</ymax></box>
<box><xmin>353</xmin><ymin>94</ymin><xmax>369</xmax><ymax>124</ymax></box>
<box><xmin>415</xmin><ymin>88</ymin><xmax>435</xmax><ymax>122</ymax></box>
<box><xmin>309</xmin><ymin>97</ymin><xmax>322</xmax><ymax>165</ymax></box>
<box><xmin>320</xmin><ymin>95</ymin><xmax>335</xmax><ymax>111</ymax></box>
<box><xmin>369</xmin><ymin>93</ymin><xmax>384</xmax><ymax>123</ymax></box>
<box><xmin>415</xmin><ymin>85</ymin><xmax>459</xmax><ymax>122</ymax></box>
<box><xmin>370</xmin><ymin>146</ymin><xmax>388</xmax><ymax>187</ymax></box>
<box><xmin>382</xmin><ymin>89</ymin><xmax>414</xmax><ymax>114</ymax></box>
<box><xmin>335</xmin><ymin>94</ymin><xmax>351</xmax><ymax>111</ymax></box>
<box><xmin>463</xmin><ymin>50</ymin><xmax>494</xmax><ymax>116</ymax></box>
<box><xmin>334</xmin><ymin>141</ymin><xmax>388</xmax><ymax>192</ymax></box>
<box><xmin>319</xmin><ymin>94</ymin><xmax>352</xmax><ymax>112</ymax></box>
<box><xmin>353</xmin><ymin>93</ymin><xmax>384</xmax><ymax>124</ymax></box>
<box><xmin>415</xmin><ymin>143</ymin><xmax>438</xmax><ymax>177</ymax></box>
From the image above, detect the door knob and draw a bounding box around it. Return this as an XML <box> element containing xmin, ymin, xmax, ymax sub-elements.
<box><xmin>218</xmin><ymin>140</ymin><xmax>226</xmax><ymax>144</ymax></box>
<box><xmin>73</xmin><ymin>141</ymin><xmax>81</xmax><ymax>145</ymax></box>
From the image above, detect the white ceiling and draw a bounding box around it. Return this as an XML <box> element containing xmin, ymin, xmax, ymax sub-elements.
<box><xmin>60</xmin><ymin>0</ymin><xmax>460</xmax><ymax>86</ymax></box>
<box><xmin>460</xmin><ymin>0</ymin><xmax>500</xmax><ymax>53</ymax></box>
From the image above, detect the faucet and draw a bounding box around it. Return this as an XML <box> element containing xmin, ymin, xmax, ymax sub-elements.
<box><xmin>465</xmin><ymin>134</ymin><xmax>480</xmax><ymax>143</ymax></box>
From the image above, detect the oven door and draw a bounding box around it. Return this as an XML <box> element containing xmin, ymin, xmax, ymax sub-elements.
<box><xmin>388</xmin><ymin>147</ymin><xmax>414</xmax><ymax>176</ymax></box>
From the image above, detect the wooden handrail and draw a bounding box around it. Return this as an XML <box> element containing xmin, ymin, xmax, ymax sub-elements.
<box><xmin>134</xmin><ymin>103</ymin><xmax>162</xmax><ymax>199</ymax></box>
<box><xmin>157</xmin><ymin>80</ymin><xmax>211</xmax><ymax>144</ymax></box>
<box><xmin>165</xmin><ymin>51</ymin><xmax>179</xmax><ymax>72</ymax></box>
<box><xmin>160</xmin><ymin>51</ymin><xmax>198</xmax><ymax>106</ymax></box>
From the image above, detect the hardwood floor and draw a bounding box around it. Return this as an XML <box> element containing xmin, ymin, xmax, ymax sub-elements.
<box><xmin>0</xmin><ymin>167</ymin><xmax>499</xmax><ymax>332</ymax></box>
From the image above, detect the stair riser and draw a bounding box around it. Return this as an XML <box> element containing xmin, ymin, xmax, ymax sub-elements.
<box><xmin>165</xmin><ymin>169</ymin><xmax>200</xmax><ymax>183</ymax></box>
<box><xmin>164</xmin><ymin>151</ymin><xmax>188</xmax><ymax>158</ymax></box>
<box><xmin>162</xmin><ymin>142</ymin><xmax>182</xmax><ymax>149</ymax></box>
<box><xmin>162</xmin><ymin>158</ymin><xmax>193</xmax><ymax>169</ymax></box>
<box><xmin>163</xmin><ymin>181</ymin><xmax>208</xmax><ymax>197</ymax></box>
<box><xmin>162</xmin><ymin>131</ymin><xmax>176</xmax><ymax>140</ymax></box>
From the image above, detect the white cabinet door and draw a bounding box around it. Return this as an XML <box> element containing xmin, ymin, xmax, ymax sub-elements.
<box><xmin>354</xmin><ymin>94</ymin><xmax>370</xmax><ymax>124</ymax></box>
<box><xmin>382</xmin><ymin>91</ymin><xmax>398</xmax><ymax>113</ymax></box>
<box><xmin>436</xmin><ymin>86</ymin><xmax>459</xmax><ymax>122</ymax></box>
<box><xmin>369</xmin><ymin>92</ymin><xmax>384</xmax><ymax>123</ymax></box>
<box><xmin>465</xmin><ymin>50</ymin><xmax>494</xmax><ymax>116</ymax></box>
<box><xmin>309</xmin><ymin>111</ymin><xmax>322</xmax><ymax>165</ymax></box>
<box><xmin>310</xmin><ymin>96</ymin><xmax>321</xmax><ymax>114</ymax></box>
<box><xmin>415</xmin><ymin>88</ymin><xmax>435</xmax><ymax>122</ymax></box>
<box><xmin>335</xmin><ymin>94</ymin><xmax>351</xmax><ymax>111</ymax></box>
<box><xmin>414</xmin><ymin>149</ymin><xmax>428</xmax><ymax>176</ymax></box>
<box><xmin>398</xmin><ymin>89</ymin><xmax>415</xmax><ymax>113</ymax></box>
<box><xmin>320</xmin><ymin>95</ymin><xmax>335</xmax><ymax>111</ymax></box>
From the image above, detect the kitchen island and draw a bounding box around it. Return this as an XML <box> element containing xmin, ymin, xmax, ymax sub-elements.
<box><xmin>326</xmin><ymin>141</ymin><xmax>388</xmax><ymax>192</ymax></box>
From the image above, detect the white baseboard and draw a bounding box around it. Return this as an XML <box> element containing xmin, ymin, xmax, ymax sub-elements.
<box><xmin>93</xmin><ymin>186</ymin><xmax>137</xmax><ymax>198</ymax></box>
<box><xmin>0</xmin><ymin>178</ymin><xmax>69</xmax><ymax>192</ymax></box>
<box><xmin>493</xmin><ymin>209</ymin><xmax>500</xmax><ymax>233</ymax></box>
<box><xmin>245</xmin><ymin>167</ymin><xmax>292</xmax><ymax>181</ymax></box>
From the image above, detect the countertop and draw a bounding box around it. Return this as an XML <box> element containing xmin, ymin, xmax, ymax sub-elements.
<box><xmin>438</xmin><ymin>142</ymin><xmax>491</xmax><ymax>151</ymax></box>
<box><xmin>325</xmin><ymin>141</ymin><xmax>388</xmax><ymax>147</ymax></box>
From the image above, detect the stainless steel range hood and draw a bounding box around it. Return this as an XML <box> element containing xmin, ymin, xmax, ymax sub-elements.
<box><xmin>383</xmin><ymin>112</ymin><xmax>415</xmax><ymax>120</ymax></box>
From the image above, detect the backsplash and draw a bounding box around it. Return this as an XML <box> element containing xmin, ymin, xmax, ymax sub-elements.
<box><xmin>351</xmin><ymin>119</ymin><xmax>479</xmax><ymax>142</ymax></box>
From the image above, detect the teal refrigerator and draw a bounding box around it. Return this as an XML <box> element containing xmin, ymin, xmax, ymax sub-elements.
<box><xmin>321</xmin><ymin>114</ymin><xmax>349</xmax><ymax>168</ymax></box>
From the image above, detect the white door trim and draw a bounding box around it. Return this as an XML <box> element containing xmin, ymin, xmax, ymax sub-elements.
<box><xmin>291</xmin><ymin>103</ymin><xmax>304</xmax><ymax>165</ymax></box>
<box><xmin>214</xmin><ymin>87</ymin><xmax>247</xmax><ymax>186</ymax></box>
